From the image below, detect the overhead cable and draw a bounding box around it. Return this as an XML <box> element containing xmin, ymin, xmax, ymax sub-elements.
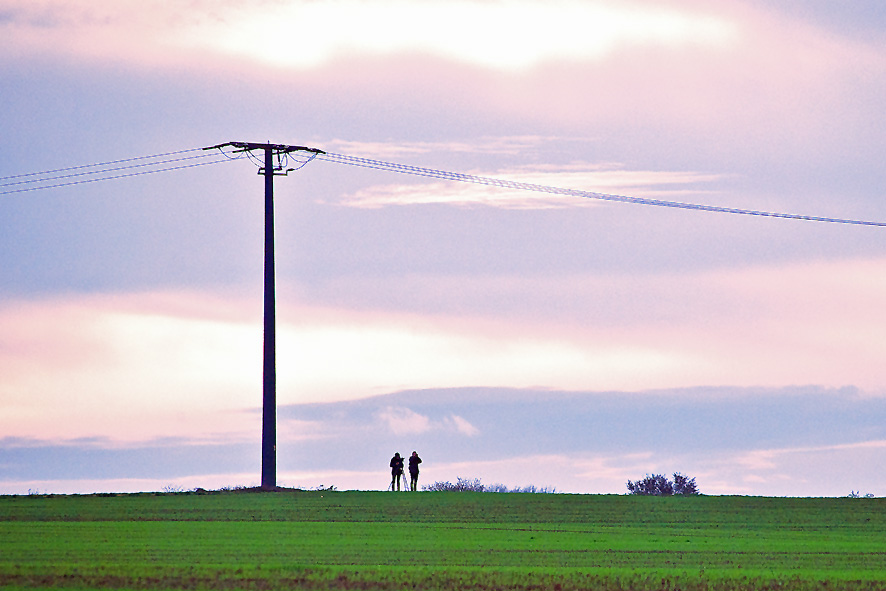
<box><xmin>318</xmin><ymin>152</ymin><xmax>886</xmax><ymax>228</ymax></box>
<box><xmin>7</xmin><ymin>144</ymin><xmax>886</xmax><ymax>228</ymax></box>
<box><xmin>0</xmin><ymin>148</ymin><xmax>204</xmax><ymax>182</ymax></box>
<box><xmin>1</xmin><ymin>148</ymin><xmax>240</xmax><ymax>195</ymax></box>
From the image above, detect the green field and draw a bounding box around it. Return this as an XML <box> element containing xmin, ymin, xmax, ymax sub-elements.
<box><xmin>1</xmin><ymin>490</ymin><xmax>884</xmax><ymax>590</ymax></box>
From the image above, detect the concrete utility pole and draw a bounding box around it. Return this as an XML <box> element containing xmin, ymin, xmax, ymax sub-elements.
<box><xmin>204</xmin><ymin>141</ymin><xmax>324</xmax><ymax>490</ymax></box>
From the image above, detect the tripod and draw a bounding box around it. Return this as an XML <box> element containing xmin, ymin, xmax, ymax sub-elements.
<box><xmin>389</xmin><ymin>472</ymin><xmax>407</xmax><ymax>492</ymax></box>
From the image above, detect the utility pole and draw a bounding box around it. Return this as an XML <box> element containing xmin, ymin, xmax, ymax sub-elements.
<box><xmin>204</xmin><ymin>141</ymin><xmax>324</xmax><ymax>490</ymax></box>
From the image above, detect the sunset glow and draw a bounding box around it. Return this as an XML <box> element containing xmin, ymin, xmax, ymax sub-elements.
<box><xmin>178</xmin><ymin>1</ymin><xmax>737</xmax><ymax>71</ymax></box>
<box><xmin>3</xmin><ymin>0</ymin><xmax>886</xmax><ymax>496</ymax></box>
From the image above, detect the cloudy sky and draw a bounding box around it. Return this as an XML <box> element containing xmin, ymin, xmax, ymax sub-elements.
<box><xmin>2</xmin><ymin>0</ymin><xmax>886</xmax><ymax>496</ymax></box>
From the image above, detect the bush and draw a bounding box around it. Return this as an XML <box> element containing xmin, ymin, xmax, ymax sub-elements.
<box><xmin>422</xmin><ymin>477</ymin><xmax>557</xmax><ymax>493</ymax></box>
<box><xmin>672</xmin><ymin>472</ymin><xmax>699</xmax><ymax>495</ymax></box>
<box><xmin>423</xmin><ymin>477</ymin><xmax>487</xmax><ymax>492</ymax></box>
<box><xmin>509</xmin><ymin>484</ymin><xmax>559</xmax><ymax>494</ymax></box>
<box><xmin>627</xmin><ymin>472</ymin><xmax>699</xmax><ymax>496</ymax></box>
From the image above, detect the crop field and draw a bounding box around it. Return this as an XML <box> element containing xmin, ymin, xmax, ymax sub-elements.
<box><xmin>1</xmin><ymin>490</ymin><xmax>884</xmax><ymax>590</ymax></box>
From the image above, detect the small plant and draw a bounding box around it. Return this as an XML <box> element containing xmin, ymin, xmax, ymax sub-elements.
<box><xmin>847</xmin><ymin>491</ymin><xmax>875</xmax><ymax>498</ymax></box>
<box><xmin>216</xmin><ymin>485</ymin><xmax>250</xmax><ymax>492</ymax></box>
<box><xmin>627</xmin><ymin>472</ymin><xmax>699</xmax><ymax>496</ymax></box>
<box><xmin>511</xmin><ymin>484</ymin><xmax>558</xmax><ymax>494</ymax></box>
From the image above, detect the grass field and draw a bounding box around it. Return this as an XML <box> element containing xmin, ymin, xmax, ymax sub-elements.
<box><xmin>1</xmin><ymin>490</ymin><xmax>884</xmax><ymax>590</ymax></box>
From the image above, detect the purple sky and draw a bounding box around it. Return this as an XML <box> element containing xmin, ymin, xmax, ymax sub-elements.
<box><xmin>2</xmin><ymin>0</ymin><xmax>886</xmax><ymax>496</ymax></box>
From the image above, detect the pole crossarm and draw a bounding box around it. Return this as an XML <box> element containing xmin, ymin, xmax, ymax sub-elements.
<box><xmin>203</xmin><ymin>141</ymin><xmax>325</xmax><ymax>155</ymax></box>
<box><xmin>204</xmin><ymin>142</ymin><xmax>325</xmax><ymax>177</ymax></box>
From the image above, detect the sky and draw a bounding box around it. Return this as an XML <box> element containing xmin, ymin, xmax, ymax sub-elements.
<box><xmin>2</xmin><ymin>0</ymin><xmax>886</xmax><ymax>497</ymax></box>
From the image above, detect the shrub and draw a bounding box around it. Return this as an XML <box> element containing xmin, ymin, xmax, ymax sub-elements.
<box><xmin>627</xmin><ymin>472</ymin><xmax>699</xmax><ymax>496</ymax></box>
<box><xmin>422</xmin><ymin>477</ymin><xmax>557</xmax><ymax>493</ymax></box>
<box><xmin>672</xmin><ymin>472</ymin><xmax>699</xmax><ymax>495</ymax></box>
<box><xmin>423</xmin><ymin>477</ymin><xmax>486</xmax><ymax>492</ymax></box>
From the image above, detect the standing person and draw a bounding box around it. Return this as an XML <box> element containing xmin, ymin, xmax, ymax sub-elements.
<box><xmin>408</xmin><ymin>451</ymin><xmax>422</xmax><ymax>491</ymax></box>
<box><xmin>389</xmin><ymin>452</ymin><xmax>404</xmax><ymax>491</ymax></box>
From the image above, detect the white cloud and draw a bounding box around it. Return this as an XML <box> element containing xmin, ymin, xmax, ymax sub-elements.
<box><xmin>374</xmin><ymin>407</ymin><xmax>481</xmax><ymax>437</ymax></box>
<box><xmin>323</xmin><ymin>137</ymin><xmax>558</xmax><ymax>159</ymax></box>
<box><xmin>177</xmin><ymin>1</ymin><xmax>737</xmax><ymax>71</ymax></box>
<box><xmin>376</xmin><ymin>406</ymin><xmax>432</xmax><ymax>436</ymax></box>
<box><xmin>447</xmin><ymin>415</ymin><xmax>480</xmax><ymax>437</ymax></box>
<box><xmin>5</xmin><ymin>0</ymin><xmax>732</xmax><ymax>70</ymax></box>
<box><xmin>333</xmin><ymin>163</ymin><xmax>726</xmax><ymax>209</ymax></box>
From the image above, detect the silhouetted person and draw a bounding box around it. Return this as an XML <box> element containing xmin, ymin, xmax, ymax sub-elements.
<box><xmin>408</xmin><ymin>451</ymin><xmax>422</xmax><ymax>491</ymax></box>
<box><xmin>390</xmin><ymin>452</ymin><xmax>404</xmax><ymax>491</ymax></box>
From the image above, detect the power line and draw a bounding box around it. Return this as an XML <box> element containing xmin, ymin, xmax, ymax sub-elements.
<box><xmin>0</xmin><ymin>158</ymin><xmax>233</xmax><ymax>195</ymax></box>
<box><xmin>0</xmin><ymin>148</ymin><xmax>241</xmax><ymax>195</ymax></box>
<box><xmin>0</xmin><ymin>147</ymin><xmax>204</xmax><ymax>181</ymax></box>
<box><xmin>7</xmin><ymin>143</ymin><xmax>886</xmax><ymax>228</ymax></box>
<box><xmin>317</xmin><ymin>151</ymin><xmax>886</xmax><ymax>228</ymax></box>
<box><xmin>1</xmin><ymin>152</ymin><xmax>221</xmax><ymax>189</ymax></box>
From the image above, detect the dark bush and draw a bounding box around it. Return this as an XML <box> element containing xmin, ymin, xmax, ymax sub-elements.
<box><xmin>672</xmin><ymin>472</ymin><xmax>699</xmax><ymax>495</ymax></box>
<box><xmin>627</xmin><ymin>472</ymin><xmax>699</xmax><ymax>496</ymax></box>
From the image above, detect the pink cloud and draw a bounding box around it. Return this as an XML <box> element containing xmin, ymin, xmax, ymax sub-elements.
<box><xmin>4</xmin><ymin>256</ymin><xmax>886</xmax><ymax>448</ymax></box>
<box><xmin>0</xmin><ymin>291</ymin><xmax>262</xmax><ymax>443</ymax></box>
<box><xmin>4</xmin><ymin>0</ymin><xmax>882</xmax><ymax>167</ymax></box>
<box><xmin>287</xmin><ymin>256</ymin><xmax>886</xmax><ymax>394</ymax></box>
